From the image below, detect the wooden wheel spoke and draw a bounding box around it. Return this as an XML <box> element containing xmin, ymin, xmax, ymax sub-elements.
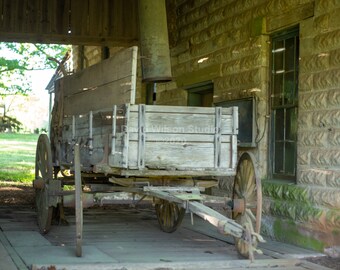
<box><xmin>232</xmin><ymin>152</ymin><xmax>262</xmax><ymax>260</ymax></box>
<box><xmin>156</xmin><ymin>200</ymin><xmax>185</xmax><ymax>233</ymax></box>
<box><xmin>34</xmin><ymin>134</ymin><xmax>53</xmax><ymax>234</ymax></box>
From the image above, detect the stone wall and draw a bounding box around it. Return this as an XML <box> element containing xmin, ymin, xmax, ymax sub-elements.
<box><xmin>70</xmin><ymin>0</ymin><xmax>340</xmax><ymax>252</ymax></box>
<box><xmin>161</xmin><ymin>0</ymin><xmax>340</xmax><ymax>252</ymax></box>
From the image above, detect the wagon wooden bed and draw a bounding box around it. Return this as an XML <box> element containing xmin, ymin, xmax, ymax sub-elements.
<box><xmin>33</xmin><ymin>47</ymin><xmax>264</xmax><ymax>261</ymax></box>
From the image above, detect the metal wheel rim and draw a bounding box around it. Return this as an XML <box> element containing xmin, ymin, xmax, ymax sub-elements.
<box><xmin>232</xmin><ymin>152</ymin><xmax>262</xmax><ymax>258</ymax></box>
<box><xmin>35</xmin><ymin>134</ymin><xmax>53</xmax><ymax>234</ymax></box>
<box><xmin>155</xmin><ymin>200</ymin><xmax>185</xmax><ymax>233</ymax></box>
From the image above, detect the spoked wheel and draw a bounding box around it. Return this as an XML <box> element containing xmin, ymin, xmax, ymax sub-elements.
<box><xmin>155</xmin><ymin>200</ymin><xmax>185</xmax><ymax>233</ymax></box>
<box><xmin>232</xmin><ymin>152</ymin><xmax>262</xmax><ymax>260</ymax></box>
<box><xmin>33</xmin><ymin>134</ymin><xmax>54</xmax><ymax>234</ymax></box>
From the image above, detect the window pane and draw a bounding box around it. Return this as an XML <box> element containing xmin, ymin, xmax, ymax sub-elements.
<box><xmin>286</xmin><ymin>107</ymin><xmax>297</xmax><ymax>141</ymax></box>
<box><xmin>270</xmin><ymin>28</ymin><xmax>299</xmax><ymax>181</ymax></box>
<box><xmin>285</xmin><ymin>37</ymin><xmax>295</xmax><ymax>72</ymax></box>
<box><xmin>285</xmin><ymin>142</ymin><xmax>296</xmax><ymax>175</ymax></box>
<box><xmin>273</xmin><ymin>73</ymin><xmax>283</xmax><ymax>106</ymax></box>
<box><xmin>275</xmin><ymin>109</ymin><xmax>284</xmax><ymax>141</ymax></box>
<box><xmin>273</xmin><ymin>40</ymin><xmax>284</xmax><ymax>71</ymax></box>
<box><xmin>274</xmin><ymin>142</ymin><xmax>284</xmax><ymax>174</ymax></box>
<box><xmin>284</xmin><ymin>71</ymin><xmax>295</xmax><ymax>105</ymax></box>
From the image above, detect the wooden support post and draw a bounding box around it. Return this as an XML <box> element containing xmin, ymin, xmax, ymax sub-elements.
<box><xmin>214</xmin><ymin>107</ymin><xmax>222</xmax><ymax>168</ymax></box>
<box><xmin>137</xmin><ymin>104</ymin><xmax>146</xmax><ymax>169</ymax></box>
<box><xmin>231</xmin><ymin>106</ymin><xmax>239</xmax><ymax>168</ymax></box>
<box><xmin>111</xmin><ymin>105</ymin><xmax>117</xmax><ymax>155</ymax></box>
<box><xmin>122</xmin><ymin>104</ymin><xmax>130</xmax><ymax>168</ymax></box>
<box><xmin>72</xmin><ymin>115</ymin><xmax>76</xmax><ymax>142</ymax></box>
<box><xmin>74</xmin><ymin>144</ymin><xmax>83</xmax><ymax>257</ymax></box>
<box><xmin>89</xmin><ymin>111</ymin><xmax>93</xmax><ymax>155</ymax></box>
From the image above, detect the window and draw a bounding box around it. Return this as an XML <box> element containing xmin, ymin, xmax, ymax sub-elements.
<box><xmin>216</xmin><ymin>98</ymin><xmax>256</xmax><ymax>147</ymax></box>
<box><xmin>270</xmin><ymin>28</ymin><xmax>299</xmax><ymax>181</ymax></box>
<box><xmin>187</xmin><ymin>82</ymin><xmax>213</xmax><ymax>107</ymax></box>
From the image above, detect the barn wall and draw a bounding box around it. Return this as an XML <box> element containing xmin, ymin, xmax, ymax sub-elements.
<box><xmin>159</xmin><ymin>0</ymin><xmax>340</xmax><ymax>253</ymax></box>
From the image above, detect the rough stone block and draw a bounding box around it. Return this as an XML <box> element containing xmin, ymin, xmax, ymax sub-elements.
<box><xmin>300</xmin><ymin>53</ymin><xmax>329</xmax><ymax>73</ymax></box>
<box><xmin>328</xmin><ymin>129</ymin><xmax>340</xmax><ymax>147</ymax></box>
<box><xmin>297</xmin><ymin>149</ymin><xmax>310</xmax><ymax>165</ymax></box>
<box><xmin>298</xmin><ymin>73</ymin><xmax>313</xmax><ymax>92</ymax></box>
<box><xmin>298</xmin><ymin>169</ymin><xmax>328</xmax><ymax>186</ymax></box>
<box><xmin>309</xmin><ymin>187</ymin><xmax>340</xmax><ymax>208</ymax></box>
<box><xmin>300</xmin><ymin>17</ymin><xmax>315</xmax><ymax>39</ymax></box>
<box><xmin>299</xmin><ymin>37</ymin><xmax>316</xmax><ymax>57</ymax></box>
<box><xmin>315</xmin><ymin>0</ymin><xmax>340</xmax><ymax>16</ymax></box>
<box><xmin>313</xmin><ymin>69</ymin><xmax>340</xmax><ymax>90</ymax></box>
<box><xmin>313</xmin><ymin>14</ymin><xmax>330</xmax><ymax>33</ymax></box>
<box><xmin>300</xmin><ymin>91</ymin><xmax>328</xmax><ymax>110</ymax></box>
<box><xmin>310</xmin><ymin>149</ymin><xmax>340</xmax><ymax>167</ymax></box>
<box><xmin>298</xmin><ymin>131</ymin><xmax>328</xmax><ymax>147</ymax></box>
<box><xmin>311</xmin><ymin>110</ymin><xmax>340</xmax><ymax>128</ymax></box>
<box><xmin>314</xmin><ymin>29</ymin><xmax>340</xmax><ymax>52</ymax></box>
<box><xmin>329</xmin><ymin>48</ymin><xmax>340</xmax><ymax>68</ymax></box>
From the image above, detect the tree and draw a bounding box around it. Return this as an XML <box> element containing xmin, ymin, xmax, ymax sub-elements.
<box><xmin>0</xmin><ymin>42</ymin><xmax>70</xmax><ymax>96</ymax></box>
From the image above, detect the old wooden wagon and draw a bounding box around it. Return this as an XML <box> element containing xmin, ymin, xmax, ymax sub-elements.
<box><xmin>33</xmin><ymin>47</ymin><xmax>263</xmax><ymax>260</ymax></box>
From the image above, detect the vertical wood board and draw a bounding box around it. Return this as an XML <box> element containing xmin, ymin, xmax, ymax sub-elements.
<box><xmin>70</xmin><ymin>0</ymin><xmax>88</xmax><ymax>36</ymax></box>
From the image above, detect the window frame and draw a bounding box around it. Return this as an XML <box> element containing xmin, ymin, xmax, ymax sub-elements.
<box><xmin>269</xmin><ymin>27</ymin><xmax>299</xmax><ymax>182</ymax></box>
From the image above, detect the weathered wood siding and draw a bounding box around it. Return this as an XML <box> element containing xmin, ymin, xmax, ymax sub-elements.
<box><xmin>0</xmin><ymin>0</ymin><xmax>138</xmax><ymax>45</ymax></box>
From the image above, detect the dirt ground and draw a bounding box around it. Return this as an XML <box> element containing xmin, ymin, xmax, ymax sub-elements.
<box><xmin>0</xmin><ymin>181</ymin><xmax>339</xmax><ymax>269</ymax></box>
<box><xmin>0</xmin><ymin>182</ymin><xmax>35</xmax><ymax>205</ymax></box>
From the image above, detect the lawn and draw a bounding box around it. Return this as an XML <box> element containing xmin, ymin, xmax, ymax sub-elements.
<box><xmin>0</xmin><ymin>133</ymin><xmax>39</xmax><ymax>183</ymax></box>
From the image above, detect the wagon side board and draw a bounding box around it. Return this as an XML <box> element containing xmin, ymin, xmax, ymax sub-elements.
<box><xmin>109</xmin><ymin>105</ymin><xmax>239</xmax><ymax>176</ymax></box>
<box><xmin>60</xmin><ymin>46</ymin><xmax>138</xmax><ymax>116</ymax></box>
<box><xmin>53</xmin><ymin>46</ymin><xmax>239</xmax><ymax>177</ymax></box>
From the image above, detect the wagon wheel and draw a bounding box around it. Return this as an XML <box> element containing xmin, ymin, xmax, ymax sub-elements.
<box><xmin>34</xmin><ymin>134</ymin><xmax>54</xmax><ymax>234</ymax></box>
<box><xmin>232</xmin><ymin>152</ymin><xmax>262</xmax><ymax>260</ymax></box>
<box><xmin>155</xmin><ymin>200</ymin><xmax>185</xmax><ymax>233</ymax></box>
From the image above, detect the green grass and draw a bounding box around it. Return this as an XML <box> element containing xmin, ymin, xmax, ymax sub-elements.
<box><xmin>0</xmin><ymin>133</ymin><xmax>39</xmax><ymax>183</ymax></box>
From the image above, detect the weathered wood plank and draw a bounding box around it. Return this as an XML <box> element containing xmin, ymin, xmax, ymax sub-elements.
<box><xmin>88</xmin><ymin>0</ymin><xmax>106</xmax><ymax>37</ymax></box>
<box><xmin>51</xmin><ymin>0</ymin><xmax>70</xmax><ymax>35</ymax></box>
<box><xmin>24</xmin><ymin>0</ymin><xmax>39</xmax><ymax>33</ymax></box>
<box><xmin>129</xmin><ymin>133</ymin><xmax>232</xmax><ymax>143</ymax></box>
<box><xmin>13</xmin><ymin>0</ymin><xmax>23</xmax><ymax>33</ymax></box>
<box><xmin>70</xmin><ymin>0</ymin><xmax>88</xmax><ymax>36</ymax></box>
<box><xmin>63</xmin><ymin>77</ymin><xmax>135</xmax><ymax>115</ymax></box>
<box><xmin>38</xmin><ymin>0</ymin><xmax>49</xmax><ymax>34</ymax></box>
<box><xmin>108</xmin><ymin>0</ymin><xmax>138</xmax><ymax>39</ymax></box>
<box><xmin>62</xmin><ymin>46</ymin><xmax>138</xmax><ymax>97</ymax></box>
<box><xmin>129</xmin><ymin>111</ymin><xmax>234</xmax><ymax>135</ymax></box>
<box><xmin>128</xmin><ymin>141</ymin><xmax>215</xmax><ymax>169</ymax></box>
<box><xmin>130</xmin><ymin>105</ymin><xmax>235</xmax><ymax>115</ymax></box>
<box><xmin>135</xmin><ymin>142</ymin><xmax>213</xmax><ymax>169</ymax></box>
<box><xmin>2</xmin><ymin>0</ymin><xmax>14</xmax><ymax>32</ymax></box>
<box><xmin>0</xmin><ymin>0</ymin><xmax>3</xmax><ymax>30</ymax></box>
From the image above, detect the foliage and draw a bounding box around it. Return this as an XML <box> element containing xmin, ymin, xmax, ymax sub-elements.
<box><xmin>0</xmin><ymin>133</ymin><xmax>38</xmax><ymax>183</ymax></box>
<box><xmin>0</xmin><ymin>43</ymin><xmax>70</xmax><ymax>96</ymax></box>
<box><xmin>0</xmin><ymin>114</ymin><xmax>22</xmax><ymax>132</ymax></box>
